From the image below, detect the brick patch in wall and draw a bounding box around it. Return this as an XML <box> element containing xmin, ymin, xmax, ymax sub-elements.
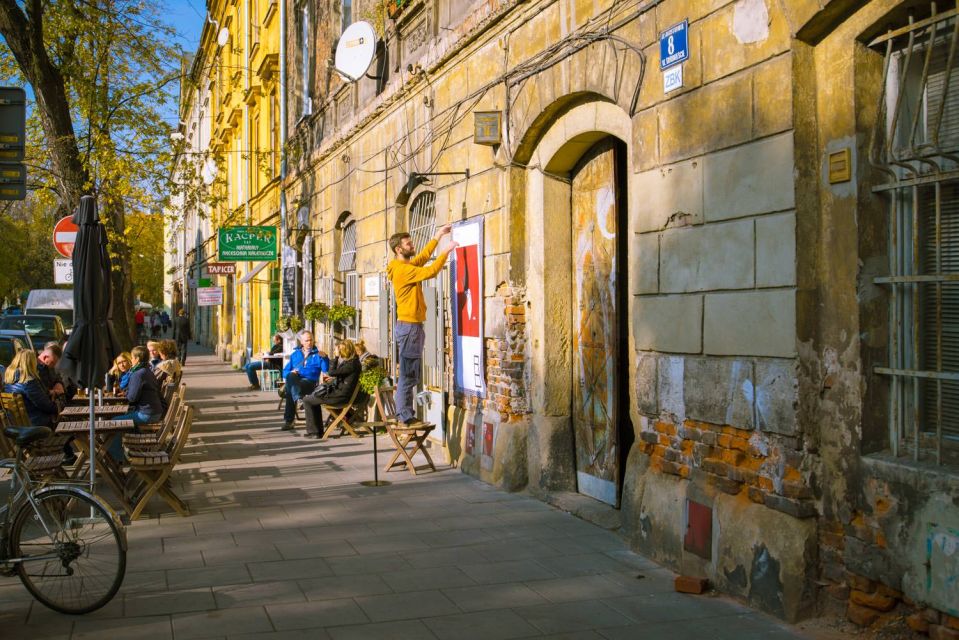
<box><xmin>636</xmin><ymin>417</ymin><xmax>816</xmax><ymax>518</ymax></box>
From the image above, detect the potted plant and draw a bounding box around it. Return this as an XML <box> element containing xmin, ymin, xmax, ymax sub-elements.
<box><xmin>303</xmin><ymin>301</ymin><xmax>330</xmax><ymax>324</ymax></box>
<box><xmin>276</xmin><ymin>315</ymin><xmax>304</xmax><ymax>332</ymax></box>
<box><xmin>328</xmin><ymin>302</ymin><xmax>357</xmax><ymax>327</ymax></box>
<box><xmin>359</xmin><ymin>366</ymin><xmax>387</xmax><ymax>396</ymax></box>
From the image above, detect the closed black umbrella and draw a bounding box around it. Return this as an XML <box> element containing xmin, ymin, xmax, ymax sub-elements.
<box><xmin>58</xmin><ymin>195</ymin><xmax>122</xmax><ymax>489</ymax></box>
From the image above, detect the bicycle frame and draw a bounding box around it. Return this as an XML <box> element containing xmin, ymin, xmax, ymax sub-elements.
<box><xmin>0</xmin><ymin>450</ymin><xmax>128</xmax><ymax>567</ymax></box>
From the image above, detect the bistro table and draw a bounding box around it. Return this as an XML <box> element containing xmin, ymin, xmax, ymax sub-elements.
<box><xmin>57</xmin><ymin>418</ymin><xmax>136</xmax><ymax>512</ymax></box>
<box><xmin>60</xmin><ymin>404</ymin><xmax>129</xmax><ymax>417</ymax></box>
<box><xmin>70</xmin><ymin>395</ymin><xmax>128</xmax><ymax>406</ymax></box>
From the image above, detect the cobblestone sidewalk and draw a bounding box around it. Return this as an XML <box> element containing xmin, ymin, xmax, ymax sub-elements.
<box><xmin>0</xmin><ymin>348</ymin><xmax>811</xmax><ymax>639</ymax></box>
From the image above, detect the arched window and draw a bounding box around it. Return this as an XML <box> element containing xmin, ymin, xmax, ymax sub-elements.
<box><xmin>338</xmin><ymin>219</ymin><xmax>357</xmax><ymax>272</ymax></box>
<box><xmin>408</xmin><ymin>191</ymin><xmax>436</xmax><ymax>251</ymax></box>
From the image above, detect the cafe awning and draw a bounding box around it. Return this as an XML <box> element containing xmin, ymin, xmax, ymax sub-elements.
<box><xmin>238</xmin><ymin>261</ymin><xmax>271</xmax><ymax>284</ymax></box>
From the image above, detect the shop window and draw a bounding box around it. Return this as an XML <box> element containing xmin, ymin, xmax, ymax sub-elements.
<box><xmin>871</xmin><ymin>7</ymin><xmax>959</xmax><ymax>465</ymax></box>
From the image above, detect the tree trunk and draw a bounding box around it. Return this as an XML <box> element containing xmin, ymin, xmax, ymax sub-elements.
<box><xmin>101</xmin><ymin>199</ymin><xmax>136</xmax><ymax>349</ymax></box>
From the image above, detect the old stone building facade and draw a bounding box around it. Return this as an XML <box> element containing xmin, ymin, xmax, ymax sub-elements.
<box><xmin>274</xmin><ymin>0</ymin><xmax>959</xmax><ymax>629</ymax></box>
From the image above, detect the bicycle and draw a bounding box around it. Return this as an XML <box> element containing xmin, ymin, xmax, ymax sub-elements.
<box><xmin>0</xmin><ymin>424</ymin><xmax>127</xmax><ymax>614</ymax></box>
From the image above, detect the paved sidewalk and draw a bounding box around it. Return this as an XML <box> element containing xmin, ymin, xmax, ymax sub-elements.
<box><xmin>1</xmin><ymin>349</ymin><xmax>811</xmax><ymax>639</ymax></box>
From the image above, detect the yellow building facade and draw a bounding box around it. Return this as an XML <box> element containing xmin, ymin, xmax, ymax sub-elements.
<box><xmin>201</xmin><ymin>0</ymin><xmax>282</xmax><ymax>363</ymax></box>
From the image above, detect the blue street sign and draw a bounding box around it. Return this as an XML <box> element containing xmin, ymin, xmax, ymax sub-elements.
<box><xmin>660</xmin><ymin>20</ymin><xmax>689</xmax><ymax>70</ymax></box>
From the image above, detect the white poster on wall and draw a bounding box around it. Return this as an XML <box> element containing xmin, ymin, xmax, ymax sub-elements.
<box><xmin>450</xmin><ymin>218</ymin><xmax>485</xmax><ymax>397</ymax></box>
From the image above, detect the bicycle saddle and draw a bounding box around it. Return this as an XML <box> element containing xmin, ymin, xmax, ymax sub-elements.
<box><xmin>3</xmin><ymin>426</ymin><xmax>52</xmax><ymax>447</ymax></box>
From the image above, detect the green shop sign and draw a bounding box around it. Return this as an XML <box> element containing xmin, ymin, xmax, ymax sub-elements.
<box><xmin>218</xmin><ymin>226</ymin><xmax>277</xmax><ymax>261</ymax></box>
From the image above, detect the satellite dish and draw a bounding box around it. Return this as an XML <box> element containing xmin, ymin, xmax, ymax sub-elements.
<box><xmin>201</xmin><ymin>158</ymin><xmax>218</xmax><ymax>185</ymax></box>
<box><xmin>217</xmin><ymin>27</ymin><xmax>230</xmax><ymax>47</ymax></box>
<box><xmin>334</xmin><ymin>22</ymin><xmax>377</xmax><ymax>82</ymax></box>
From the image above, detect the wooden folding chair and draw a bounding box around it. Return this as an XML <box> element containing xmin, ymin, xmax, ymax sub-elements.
<box><xmin>125</xmin><ymin>405</ymin><xmax>193</xmax><ymax>520</ymax></box>
<box><xmin>320</xmin><ymin>384</ymin><xmax>365</xmax><ymax>439</ymax></box>
<box><xmin>122</xmin><ymin>394</ymin><xmax>183</xmax><ymax>450</ymax></box>
<box><xmin>369</xmin><ymin>385</ymin><xmax>437</xmax><ymax>476</ymax></box>
<box><xmin>0</xmin><ymin>392</ymin><xmax>68</xmax><ymax>475</ymax></box>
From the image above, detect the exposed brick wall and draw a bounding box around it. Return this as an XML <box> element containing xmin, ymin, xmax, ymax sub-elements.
<box><xmin>636</xmin><ymin>418</ymin><xmax>816</xmax><ymax>519</ymax></box>
<box><xmin>484</xmin><ymin>284</ymin><xmax>528</xmax><ymax>421</ymax></box>
<box><xmin>448</xmin><ymin>283</ymin><xmax>528</xmax><ymax>423</ymax></box>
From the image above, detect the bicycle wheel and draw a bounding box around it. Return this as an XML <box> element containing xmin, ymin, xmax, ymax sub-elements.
<box><xmin>11</xmin><ymin>487</ymin><xmax>126</xmax><ymax>614</ymax></box>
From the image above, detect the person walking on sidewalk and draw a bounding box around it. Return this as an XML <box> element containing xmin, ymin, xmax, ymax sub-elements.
<box><xmin>173</xmin><ymin>309</ymin><xmax>192</xmax><ymax>365</ymax></box>
<box><xmin>386</xmin><ymin>224</ymin><xmax>457</xmax><ymax>426</ymax></box>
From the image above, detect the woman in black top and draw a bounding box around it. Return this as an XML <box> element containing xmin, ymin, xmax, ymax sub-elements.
<box><xmin>301</xmin><ymin>340</ymin><xmax>361</xmax><ymax>438</ymax></box>
<box><xmin>109</xmin><ymin>346</ymin><xmax>164</xmax><ymax>461</ymax></box>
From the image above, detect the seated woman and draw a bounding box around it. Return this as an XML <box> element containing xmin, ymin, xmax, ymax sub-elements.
<box><xmin>244</xmin><ymin>333</ymin><xmax>284</xmax><ymax>390</ymax></box>
<box><xmin>154</xmin><ymin>340</ymin><xmax>182</xmax><ymax>387</ymax></box>
<box><xmin>106</xmin><ymin>352</ymin><xmax>133</xmax><ymax>395</ymax></box>
<box><xmin>3</xmin><ymin>349</ymin><xmax>58</xmax><ymax>427</ymax></box>
<box><xmin>301</xmin><ymin>340</ymin><xmax>361</xmax><ymax>439</ymax></box>
<box><xmin>109</xmin><ymin>346</ymin><xmax>165</xmax><ymax>461</ymax></box>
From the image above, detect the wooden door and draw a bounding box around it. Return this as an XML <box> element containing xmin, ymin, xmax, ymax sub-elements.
<box><xmin>571</xmin><ymin>138</ymin><xmax>622</xmax><ymax>506</ymax></box>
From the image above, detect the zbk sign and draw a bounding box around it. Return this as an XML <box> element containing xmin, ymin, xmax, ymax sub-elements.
<box><xmin>218</xmin><ymin>226</ymin><xmax>277</xmax><ymax>262</ymax></box>
<box><xmin>659</xmin><ymin>20</ymin><xmax>689</xmax><ymax>70</ymax></box>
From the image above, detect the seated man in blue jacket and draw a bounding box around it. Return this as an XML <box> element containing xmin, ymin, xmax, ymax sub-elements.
<box><xmin>281</xmin><ymin>331</ymin><xmax>328</xmax><ymax>430</ymax></box>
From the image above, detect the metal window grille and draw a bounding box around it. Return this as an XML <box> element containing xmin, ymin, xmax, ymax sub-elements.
<box><xmin>345</xmin><ymin>272</ymin><xmax>359</xmax><ymax>341</ymax></box>
<box><xmin>870</xmin><ymin>6</ymin><xmax>959</xmax><ymax>466</ymax></box>
<box><xmin>338</xmin><ymin>221</ymin><xmax>357</xmax><ymax>272</ymax></box>
<box><xmin>409</xmin><ymin>191</ymin><xmax>436</xmax><ymax>253</ymax></box>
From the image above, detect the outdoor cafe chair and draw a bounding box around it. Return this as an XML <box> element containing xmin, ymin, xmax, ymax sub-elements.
<box><xmin>121</xmin><ymin>393</ymin><xmax>183</xmax><ymax>450</ymax></box>
<box><xmin>125</xmin><ymin>405</ymin><xmax>193</xmax><ymax>520</ymax></box>
<box><xmin>0</xmin><ymin>392</ymin><xmax>69</xmax><ymax>477</ymax></box>
<box><xmin>364</xmin><ymin>385</ymin><xmax>437</xmax><ymax>476</ymax></box>
<box><xmin>320</xmin><ymin>383</ymin><xmax>366</xmax><ymax>440</ymax></box>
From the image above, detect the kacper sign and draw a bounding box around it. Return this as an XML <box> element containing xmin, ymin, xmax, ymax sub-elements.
<box><xmin>218</xmin><ymin>226</ymin><xmax>277</xmax><ymax>261</ymax></box>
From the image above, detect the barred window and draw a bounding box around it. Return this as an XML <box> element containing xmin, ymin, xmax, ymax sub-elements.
<box><xmin>871</xmin><ymin>7</ymin><xmax>959</xmax><ymax>465</ymax></box>
<box><xmin>345</xmin><ymin>271</ymin><xmax>359</xmax><ymax>341</ymax></box>
<box><xmin>338</xmin><ymin>220</ymin><xmax>357</xmax><ymax>272</ymax></box>
<box><xmin>408</xmin><ymin>191</ymin><xmax>436</xmax><ymax>254</ymax></box>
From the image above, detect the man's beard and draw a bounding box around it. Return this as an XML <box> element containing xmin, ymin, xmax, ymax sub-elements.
<box><xmin>402</xmin><ymin>246</ymin><xmax>416</xmax><ymax>258</ymax></box>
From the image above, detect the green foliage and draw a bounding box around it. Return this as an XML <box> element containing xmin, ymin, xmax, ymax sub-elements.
<box><xmin>126</xmin><ymin>212</ymin><xmax>164</xmax><ymax>305</ymax></box>
<box><xmin>0</xmin><ymin>197</ymin><xmax>61</xmax><ymax>301</ymax></box>
<box><xmin>304</xmin><ymin>301</ymin><xmax>330</xmax><ymax>323</ymax></box>
<box><xmin>329</xmin><ymin>303</ymin><xmax>357</xmax><ymax>325</ymax></box>
<box><xmin>276</xmin><ymin>315</ymin><xmax>304</xmax><ymax>332</ymax></box>
<box><xmin>359</xmin><ymin>367</ymin><xmax>387</xmax><ymax>396</ymax></box>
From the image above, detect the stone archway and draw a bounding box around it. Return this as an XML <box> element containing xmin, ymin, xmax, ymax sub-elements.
<box><xmin>515</xmin><ymin>99</ymin><xmax>635</xmax><ymax>499</ymax></box>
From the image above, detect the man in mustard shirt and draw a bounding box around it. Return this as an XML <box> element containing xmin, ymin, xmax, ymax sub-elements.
<box><xmin>387</xmin><ymin>224</ymin><xmax>457</xmax><ymax>425</ymax></box>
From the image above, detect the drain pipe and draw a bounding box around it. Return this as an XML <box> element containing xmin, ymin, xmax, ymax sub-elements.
<box><xmin>279</xmin><ymin>0</ymin><xmax>288</xmax><ymax>315</ymax></box>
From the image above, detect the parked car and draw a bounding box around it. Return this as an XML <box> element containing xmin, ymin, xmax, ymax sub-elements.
<box><xmin>0</xmin><ymin>329</ymin><xmax>34</xmax><ymax>353</ymax></box>
<box><xmin>0</xmin><ymin>315</ymin><xmax>67</xmax><ymax>348</ymax></box>
<box><xmin>24</xmin><ymin>289</ymin><xmax>73</xmax><ymax>329</ymax></box>
<box><xmin>0</xmin><ymin>336</ymin><xmax>27</xmax><ymax>368</ymax></box>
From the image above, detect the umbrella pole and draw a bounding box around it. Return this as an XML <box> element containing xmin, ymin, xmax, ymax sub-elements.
<box><xmin>89</xmin><ymin>390</ymin><xmax>96</xmax><ymax>491</ymax></box>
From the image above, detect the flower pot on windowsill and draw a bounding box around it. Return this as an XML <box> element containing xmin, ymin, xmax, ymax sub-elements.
<box><xmin>386</xmin><ymin>0</ymin><xmax>407</xmax><ymax>19</ymax></box>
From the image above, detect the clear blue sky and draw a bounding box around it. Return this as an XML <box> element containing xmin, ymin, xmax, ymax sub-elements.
<box><xmin>166</xmin><ymin>0</ymin><xmax>206</xmax><ymax>55</ymax></box>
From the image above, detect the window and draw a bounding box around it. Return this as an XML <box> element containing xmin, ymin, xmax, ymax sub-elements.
<box><xmin>408</xmin><ymin>191</ymin><xmax>436</xmax><ymax>253</ymax></box>
<box><xmin>338</xmin><ymin>220</ymin><xmax>357</xmax><ymax>272</ymax></box>
<box><xmin>342</xmin><ymin>0</ymin><xmax>352</xmax><ymax>34</ymax></box>
<box><xmin>300</xmin><ymin>4</ymin><xmax>312</xmax><ymax>117</ymax></box>
<box><xmin>251</xmin><ymin>115</ymin><xmax>260</xmax><ymax>193</ymax></box>
<box><xmin>345</xmin><ymin>271</ymin><xmax>359</xmax><ymax>340</ymax></box>
<box><xmin>270</xmin><ymin>93</ymin><xmax>278</xmax><ymax>178</ymax></box>
<box><xmin>872</xmin><ymin>8</ymin><xmax>959</xmax><ymax>465</ymax></box>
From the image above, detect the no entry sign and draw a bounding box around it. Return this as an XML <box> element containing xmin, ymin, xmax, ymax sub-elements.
<box><xmin>53</xmin><ymin>215</ymin><xmax>79</xmax><ymax>258</ymax></box>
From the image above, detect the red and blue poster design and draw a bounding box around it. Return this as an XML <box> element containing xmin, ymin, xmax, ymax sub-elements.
<box><xmin>451</xmin><ymin>218</ymin><xmax>485</xmax><ymax>397</ymax></box>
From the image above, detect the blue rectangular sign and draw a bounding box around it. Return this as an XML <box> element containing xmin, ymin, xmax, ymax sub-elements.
<box><xmin>660</xmin><ymin>20</ymin><xmax>689</xmax><ymax>70</ymax></box>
